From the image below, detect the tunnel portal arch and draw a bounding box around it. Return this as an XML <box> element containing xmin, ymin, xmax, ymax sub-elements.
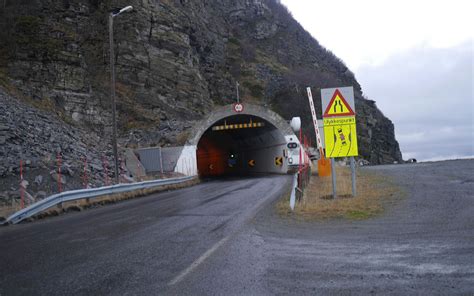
<box><xmin>187</xmin><ymin>104</ymin><xmax>294</xmax><ymax>146</ymax></box>
<box><xmin>179</xmin><ymin>104</ymin><xmax>299</xmax><ymax>177</ymax></box>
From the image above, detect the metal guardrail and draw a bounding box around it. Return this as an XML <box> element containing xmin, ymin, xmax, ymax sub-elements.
<box><xmin>3</xmin><ymin>175</ymin><xmax>196</xmax><ymax>225</ymax></box>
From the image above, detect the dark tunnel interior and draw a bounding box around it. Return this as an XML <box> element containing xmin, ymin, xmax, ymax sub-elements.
<box><xmin>196</xmin><ymin>115</ymin><xmax>287</xmax><ymax>177</ymax></box>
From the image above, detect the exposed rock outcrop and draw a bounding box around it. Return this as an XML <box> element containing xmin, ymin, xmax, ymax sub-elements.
<box><xmin>0</xmin><ymin>0</ymin><xmax>402</xmax><ymax>166</ymax></box>
<box><xmin>0</xmin><ymin>88</ymin><xmax>115</xmax><ymax>200</ymax></box>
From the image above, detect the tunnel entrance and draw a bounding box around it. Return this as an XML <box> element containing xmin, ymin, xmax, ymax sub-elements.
<box><xmin>197</xmin><ymin>114</ymin><xmax>288</xmax><ymax>177</ymax></box>
<box><xmin>177</xmin><ymin>103</ymin><xmax>299</xmax><ymax>178</ymax></box>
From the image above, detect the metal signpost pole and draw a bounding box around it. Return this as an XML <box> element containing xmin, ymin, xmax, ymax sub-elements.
<box><xmin>350</xmin><ymin>156</ymin><xmax>356</xmax><ymax>196</ymax></box>
<box><xmin>236</xmin><ymin>81</ymin><xmax>240</xmax><ymax>103</ymax></box>
<box><xmin>331</xmin><ymin>158</ymin><xmax>337</xmax><ymax>198</ymax></box>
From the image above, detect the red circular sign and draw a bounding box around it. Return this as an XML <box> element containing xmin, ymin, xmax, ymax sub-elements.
<box><xmin>233</xmin><ymin>103</ymin><xmax>244</xmax><ymax>113</ymax></box>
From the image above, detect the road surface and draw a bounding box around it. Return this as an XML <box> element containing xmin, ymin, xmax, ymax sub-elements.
<box><xmin>1</xmin><ymin>160</ymin><xmax>473</xmax><ymax>295</ymax></box>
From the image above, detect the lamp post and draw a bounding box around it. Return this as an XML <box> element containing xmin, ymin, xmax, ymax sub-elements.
<box><xmin>109</xmin><ymin>5</ymin><xmax>133</xmax><ymax>184</ymax></box>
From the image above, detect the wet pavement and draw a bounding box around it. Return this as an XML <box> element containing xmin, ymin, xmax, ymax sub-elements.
<box><xmin>0</xmin><ymin>175</ymin><xmax>292</xmax><ymax>295</ymax></box>
<box><xmin>1</xmin><ymin>160</ymin><xmax>473</xmax><ymax>295</ymax></box>
<box><xmin>168</xmin><ymin>160</ymin><xmax>474</xmax><ymax>295</ymax></box>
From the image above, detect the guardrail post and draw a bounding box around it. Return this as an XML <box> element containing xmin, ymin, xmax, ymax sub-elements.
<box><xmin>57</xmin><ymin>153</ymin><xmax>63</xmax><ymax>193</ymax></box>
<box><xmin>20</xmin><ymin>160</ymin><xmax>24</xmax><ymax>209</ymax></box>
<box><xmin>102</xmin><ymin>156</ymin><xmax>110</xmax><ymax>186</ymax></box>
<box><xmin>120</xmin><ymin>158</ymin><xmax>125</xmax><ymax>182</ymax></box>
<box><xmin>82</xmin><ymin>156</ymin><xmax>88</xmax><ymax>189</ymax></box>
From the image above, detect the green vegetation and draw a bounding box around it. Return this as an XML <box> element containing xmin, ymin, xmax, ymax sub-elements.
<box><xmin>13</xmin><ymin>15</ymin><xmax>62</xmax><ymax>60</ymax></box>
<box><xmin>345</xmin><ymin>210</ymin><xmax>371</xmax><ymax>220</ymax></box>
<box><xmin>0</xmin><ymin>70</ymin><xmax>9</xmax><ymax>89</ymax></box>
<box><xmin>240</xmin><ymin>70</ymin><xmax>253</xmax><ymax>77</ymax></box>
<box><xmin>116</xmin><ymin>82</ymin><xmax>160</xmax><ymax>131</ymax></box>
<box><xmin>243</xmin><ymin>81</ymin><xmax>264</xmax><ymax>99</ymax></box>
<box><xmin>254</xmin><ymin>49</ymin><xmax>289</xmax><ymax>73</ymax></box>
<box><xmin>228</xmin><ymin>37</ymin><xmax>241</xmax><ymax>46</ymax></box>
<box><xmin>14</xmin><ymin>15</ymin><xmax>41</xmax><ymax>36</ymax></box>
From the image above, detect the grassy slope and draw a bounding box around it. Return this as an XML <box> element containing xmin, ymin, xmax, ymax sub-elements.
<box><xmin>279</xmin><ymin>166</ymin><xmax>405</xmax><ymax>220</ymax></box>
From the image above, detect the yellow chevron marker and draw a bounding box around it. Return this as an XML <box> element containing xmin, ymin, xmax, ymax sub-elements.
<box><xmin>275</xmin><ymin>156</ymin><xmax>283</xmax><ymax>166</ymax></box>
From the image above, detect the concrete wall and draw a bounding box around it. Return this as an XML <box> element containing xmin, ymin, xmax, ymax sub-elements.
<box><xmin>135</xmin><ymin>146</ymin><xmax>184</xmax><ymax>173</ymax></box>
<box><xmin>125</xmin><ymin>149</ymin><xmax>147</xmax><ymax>180</ymax></box>
<box><xmin>174</xmin><ymin>145</ymin><xmax>198</xmax><ymax>176</ymax></box>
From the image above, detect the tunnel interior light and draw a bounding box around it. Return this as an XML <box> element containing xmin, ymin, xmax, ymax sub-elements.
<box><xmin>212</xmin><ymin>121</ymin><xmax>265</xmax><ymax>131</ymax></box>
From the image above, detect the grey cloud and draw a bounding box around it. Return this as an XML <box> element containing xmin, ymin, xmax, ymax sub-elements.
<box><xmin>357</xmin><ymin>41</ymin><xmax>473</xmax><ymax>161</ymax></box>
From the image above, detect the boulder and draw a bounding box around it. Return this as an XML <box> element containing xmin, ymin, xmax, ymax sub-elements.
<box><xmin>61</xmin><ymin>164</ymin><xmax>74</xmax><ymax>176</ymax></box>
<box><xmin>90</xmin><ymin>163</ymin><xmax>103</xmax><ymax>172</ymax></box>
<box><xmin>20</xmin><ymin>179</ymin><xmax>29</xmax><ymax>189</ymax></box>
<box><xmin>34</xmin><ymin>175</ymin><xmax>43</xmax><ymax>185</ymax></box>
<box><xmin>50</xmin><ymin>171</ymin><xmax>66</xmax><ymax>185</ymax></box>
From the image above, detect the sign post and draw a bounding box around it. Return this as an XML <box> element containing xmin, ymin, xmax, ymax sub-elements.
<box><xmin>306</xmin><ymin>88</ymin><xmax>331</xmax><ymax>177</ymax></box>
<box><xmin>350</xmin><ymin>156</ymin><xmax>356</xmax><ymax>196</ymax></box>
<box><xmin>331</xmin><ymin>157</ymin><xmax>337</xmax><ymax>198</ymax></box>
<box><xmin>236</xmin><ymin>81</ymin><xmax>240</xmax><ymax>103</ymax></box>
<box><xmin>321</xmin><ymin>86</ymin><xmax>358</xmax><ymax>198</ymax></box>
<box><xmin>232</xmin><ymin>81</ymin><xmax>244</xmax><ymax>113</ymax></box>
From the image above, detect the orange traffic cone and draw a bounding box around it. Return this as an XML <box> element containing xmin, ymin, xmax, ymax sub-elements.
<box><xmin>318</xmin><ymin>157</ymin><xmax>331</xmax><ymax>177</ymax></box>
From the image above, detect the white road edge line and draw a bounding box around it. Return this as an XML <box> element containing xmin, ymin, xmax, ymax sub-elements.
<box><xmin>168</xmin><ymin>235</ymin><xmax>230</xmax><ymax>286</ymax></box>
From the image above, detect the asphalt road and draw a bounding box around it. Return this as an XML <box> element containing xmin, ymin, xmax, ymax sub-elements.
<box><xmin>0</xmin><ymin>175</ymin><xmax>292</xmax><ymax>295</ymax></box>
<box><xmin>1</xmin><ymin>160</ymin><xmax>473</xmax><ymax>295</ymax></box>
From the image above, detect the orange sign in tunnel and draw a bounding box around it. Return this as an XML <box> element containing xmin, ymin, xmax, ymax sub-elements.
<box><xmin>197</xmin><ymin>136</ymin><xmax>228</xmax><ymax>177</ymax></box>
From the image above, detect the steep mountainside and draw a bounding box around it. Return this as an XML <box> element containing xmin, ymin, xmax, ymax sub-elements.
<box><xmin>0</xmin><ymin>0</ymin><xmax>402</xmax><ymax>164</ymax></box>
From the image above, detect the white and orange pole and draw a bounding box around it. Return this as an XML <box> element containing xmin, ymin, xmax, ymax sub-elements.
<box><xmin>306</xmin><ymin>87</ymin><xmax>325</xmax><ymax>159</ymax></box>
<box><xmin>20</xmin><ymin>160</ymin><xmax>24</xmax><ymax>208</ymax></box>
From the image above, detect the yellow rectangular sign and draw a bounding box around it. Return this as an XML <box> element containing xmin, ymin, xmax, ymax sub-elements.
<box><xmin>323</xmin><ymin>116</ymin><xmax>358</xmax><ymax>158</ymax></box>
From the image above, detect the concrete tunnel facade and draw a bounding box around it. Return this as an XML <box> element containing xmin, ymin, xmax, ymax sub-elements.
<box><xmin>174</xmin><ymin>104</ymin><xmax>301</xmax><ymax>177</ymax></box>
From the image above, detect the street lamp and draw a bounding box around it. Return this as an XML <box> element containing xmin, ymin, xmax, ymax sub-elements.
<box><xmin>109</xmin><ymin>5</ymin><xmax>133</xmax><ymax>184</ymax></box>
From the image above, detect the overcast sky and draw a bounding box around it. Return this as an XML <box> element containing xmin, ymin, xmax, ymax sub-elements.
<box><xmin>281</xmin><ymin>0</ymin><xmax>474</xmax><ymax>161</ymax></box>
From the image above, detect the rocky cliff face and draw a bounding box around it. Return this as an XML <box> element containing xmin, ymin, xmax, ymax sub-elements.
<box><xmin>0</xmin><ymin>0</ymin><xmax>402</xmax><ymax>164</ymax></box>
<box><xmin>0</xmin><ymin>87</ymin><xmax>117</xmax><ymax>209</ymax></box>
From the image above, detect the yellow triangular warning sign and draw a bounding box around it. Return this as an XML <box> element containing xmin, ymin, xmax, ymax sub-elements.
<box><xmin>323</xmin><ymin>89</ymin><xmax>355</xmax><ymax>117</ymax></box>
